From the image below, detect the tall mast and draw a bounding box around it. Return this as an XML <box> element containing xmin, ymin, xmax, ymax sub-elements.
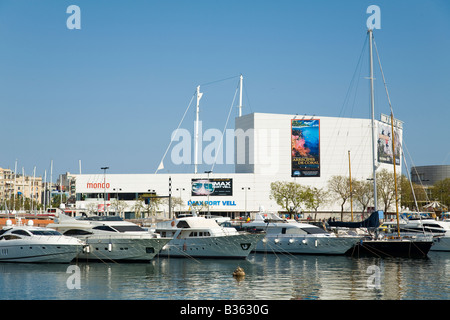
<box><xmin>369</xmin><ymin>29</ymin><xmax>378</xmax><ymax>211</ymax></box>
<box><xmin>194</xmin><ymin>85</ymin><xmax>203</xmax><ymax>174</ymax></box>
<box><xmin>13</xmin><ymin>159</ymin><xmax>17</xmax><ymax>212</ymax></box>
<box><xmin>238</xmin><ymin>74</ymin><xmax>243</xmax><ymax>117</ymax></box>
<box><xmin>390</xmin><ymin>113</ymin><xmax>400</xmax><ymax>237</ymax></box>
<box><xmin>348</xmin><ymin>150</ymin><xmax>354</xmax><ymax>222</ymax></box>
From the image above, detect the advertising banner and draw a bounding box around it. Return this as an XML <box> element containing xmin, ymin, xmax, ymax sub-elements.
<box><xmin>291</xmin><ymin>119</ymin><xmax>320</xmax><ymax>177</ymax></box>
<box><xmin>377</xmin><ymin>122</ymin><xmax>401</xmax><ymax>165</ymax></box>
<box><xmin>191</xmin><ymin>178</ymin><xmax>233</xmax><ymax>196</ymax></box>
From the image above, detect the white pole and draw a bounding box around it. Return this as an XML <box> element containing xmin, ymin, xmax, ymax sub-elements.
<box><xmin>194</xmin><ymin>85</ymin><xmax>202</xmax><ymax>174</ymax></box>
<box><xmin>50</xmin><ymin>160</ymin><xmax>53</xmax><ymax>194</ymax></box>
<box><xmin>13</xmin><ymin>159</ymin><xmax>17</xmax><ymax>212</ymax></box>
<box><xmin>32</xmin><ymin>166</ymin><xmax>36</xmax><ymax>213</ymax></box>
<box><xmin>79</xmin><ymin>160</ymin><xmax>82</xmax><ymax>175</ymax></box>
<box><xmin>369</xmin><ymin>29</ymin><xmax>378</xmax><ymax>212</ymax></box>
<box><xmin>239</xmin><ymin>74</ymin><xmax>243</xmax><ymax>117</ymax></box>
<box><xmin>43</xmin><ymin>169</ymin><xmax>47</xmax><ymax>211</ymax></box>
<box><xmin>22</xmin><ymin>167</ymin><xmax>25</xmax><ymax>210</ymax></box>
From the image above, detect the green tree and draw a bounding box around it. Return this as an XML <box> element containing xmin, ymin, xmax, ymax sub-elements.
<box><xmin>139</xmin><ymin>194</ymin><xmax>162</xmax><ymax>218</ymax></box>
<box><xmin>431</xmin><ymin>178</ymin><xmax>450</xmax><ymax>209</ymax></box>
<box><xmin>353</xmin><ymin>179</ymin><xmax>373</xmax><ymax>217</ymax></box>
<box><xmin>327</xmin><ymin>175</ymin><xmax>353</xmax><ymax>220</ymax></box>
<box><xmin>303</xmin><ymin>187</ymin><xmax>329</xmax><ymax>221</ymax></box>
<box><xmin>133</xmin><ymin>200</ymin><xmax>145</xmax><ymax>219</ymax></box>
<box><xmin>51</xmin><ymin>194</ymin><xmax>67</xmax><ymax>209</ymax></box>
<box><xmin>376</xmin><ymin>169</ymin><xmax>401</xmax><ymax>213</ymax></box>
<box><xmin>400</xmin><ymin>175</ymin><xmax>427</xmax><ymax>211</ymax></box>
<box><xmin>270</xmin><ymin>181</ymin><xmax>306</xmax><ymax>215</ymax></box>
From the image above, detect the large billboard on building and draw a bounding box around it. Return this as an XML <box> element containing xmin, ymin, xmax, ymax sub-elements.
<box><xmin>291</xmin><ymin>119</ymin><xmax>320</xmax><ymax>177</ymax></box>
<box><xmin>191</xmin><ymin>178</ymin><xmax>233</xmax><ymax>196</ymax></box>
<box><xmin>377</xmin><ymin>122</ymin><xmax>401</xmax><ymax>165</ymax></box>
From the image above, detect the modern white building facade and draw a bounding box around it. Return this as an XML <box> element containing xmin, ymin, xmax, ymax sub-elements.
<box><xmin>73</xmin><ymin>112</ymin><xmax>402</xmax><ymax>219</ymax></box>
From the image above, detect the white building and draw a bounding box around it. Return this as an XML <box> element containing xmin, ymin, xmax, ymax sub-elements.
<box><xmin>73</xmin><ymin>112</ymin><xmax>402</xmax><ymax>219</ymax></box>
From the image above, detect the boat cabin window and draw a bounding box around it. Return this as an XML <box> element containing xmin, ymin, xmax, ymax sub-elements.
<box><xmin>30</xmin><ymin>230</ymin><xmax>62</xmax><ymax>236</ymax></box>
<box><xmin>112</xmin><ymin>225</ymin><xmax>146</xmax><ymax>233</ymax></box>
<box><xmin>160</xmin><ymin>231</ymin><xmax>175</xmax><ymax>237</ymax></box>
<box><xmin>92</xmin><ymin>225</ymin><xmax>117</xmax><ymax>232</ymax></box>
<box><xmin>0</xmin><ymin>235</ymin><xmax>22</xmax><ymax>240</ymax></box>
<box><xmin>301</xmin><ymin>227</ymin><xmax>328</xmax><ymax>235</ymax></box>
<box><xmin>11</xmin><ymin>230</ymin><xmax>31</xmax><ymax>237</ymax></box>
<box><xmin>177</xmin><ymin>221</ymin><xmax>190</xmax><ymax>228</ymax></box>
<box><xmin>188</xmin><ymin>231</ymin><xmax>210</xmax><ymax>237</ymax></box>
<box><xmin>64</xmin><ymin>229</ymin><xmax>93</xmax><ymax>236</ymax></box>
<box><xmin>422</xmin><ymin>224</ymin><xmax>446</xmax><ymax>234</ymax></box>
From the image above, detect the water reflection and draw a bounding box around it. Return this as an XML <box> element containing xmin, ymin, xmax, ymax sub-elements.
<box><xmin>0</xmin><ymin>252</ymin><xmax>449</xmax><ymax>300</ymax></box>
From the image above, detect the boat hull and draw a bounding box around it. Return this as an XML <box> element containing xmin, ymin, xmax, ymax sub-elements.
<box><xmin>431</xmin><ymin>236</ymin><xmax>450</xmax><ymax>252</ymax></box>
<box><xmin>253</xmin><ymin>234</ymin><xmax>361</xmax><ymax>255</ymax></box>
<box><xmin>0</xmin><ymin>239</ymin><xmax>83</xmax><ymax>263</ymax></box>
<box><xmin>159</xmin><ymin>233</ymin><xmax>265</xmax><ymax>259</ymax></box>
<box><xmin>347</xmin><ymin>239</ymin><xmax>433</xmax><ymax>258</ymax></box>
<box><xmin>75</xmin><ymin>236</ymin><xmax>171</xmax><ymax>262</ymax></box>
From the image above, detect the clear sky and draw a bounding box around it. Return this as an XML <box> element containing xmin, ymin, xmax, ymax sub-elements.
<box><xmin>0</xmin><ymin>0</ymin><xmax>449</xmax><ymax>179</ymax></box>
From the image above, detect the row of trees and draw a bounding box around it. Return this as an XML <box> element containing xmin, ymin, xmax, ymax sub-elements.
<box><xmin>270</xmin><ymin>169</ymin><xmax>449</xmax><ymax>221</ymax></box>
<box><xmin>82</xmin><ymin>195</ymin><xmax>185</xmax><ymax>219</ymax></box>
<box><xmin>1</xmin><ymin>194</ymin><xmax>71</xmax><ymax>212</ymax></box>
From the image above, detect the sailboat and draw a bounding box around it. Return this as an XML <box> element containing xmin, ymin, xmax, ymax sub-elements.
<box><xmin>329</xmin><ymin>29</ymin><xmax>433</xmax><ymax>258</ymax></box>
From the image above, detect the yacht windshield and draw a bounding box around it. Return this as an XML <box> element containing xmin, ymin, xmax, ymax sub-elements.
<box><xmin>92</xmin><ymin>225</ymin><xmax>117</xmax><ymax>232</ymax></box>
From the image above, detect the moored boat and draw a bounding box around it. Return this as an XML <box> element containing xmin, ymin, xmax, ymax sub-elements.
<box><xmin>47</xmin><ymin>213</ymin><xmax>171</xmax><ymax>262</ymax></box>
<box><xmin>383</xmin><ymin>215</ymin><xmax>450</xmax><ymax>252</ymax></box>
<box><xmin>243</xmin><ymin>212</ymin><xmax>361</xmax><ymax>255</ymax></box>
<box><xmin>0</xmin><ymin>219</ymin><xmax>84</xmax><ymax>263</ymax></box>
<box><xmin>154</xmin><ymin>214</ymin><xmax>265</xmax><ymax>259</ymax></box>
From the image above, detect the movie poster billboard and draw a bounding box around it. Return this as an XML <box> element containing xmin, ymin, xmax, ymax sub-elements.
<box><xmin>191</xmin><ymin>178</ymin><xmax>233</xmax><ymax>196</ymax></box>
<box><xmin>377</xmin><ymin>122</ymin><xmax>401</xmax><ymax>165</ymax></box>
<box><xmin>291</xmin><ymin>119</ymin><xmax>320</xmax><ymax>177</ymax></box>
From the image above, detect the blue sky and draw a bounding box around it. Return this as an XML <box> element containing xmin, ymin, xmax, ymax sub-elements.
<box><xmin>0</xmin><ymin>0</ymin><xmax>449</xmax><ymax>178</ymax></box>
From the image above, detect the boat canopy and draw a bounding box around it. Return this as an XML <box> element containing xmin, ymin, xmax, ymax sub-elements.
<box><xmin>328</xmin><ymin>211</ymin><xmax>381</xmax><ymax>229</ymax></box>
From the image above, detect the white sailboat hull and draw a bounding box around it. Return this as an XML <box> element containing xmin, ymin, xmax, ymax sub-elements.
<box><xmin>253</xmin><ymin>234</ymin><xmax>360</xmax><ymax>255</ymax></box>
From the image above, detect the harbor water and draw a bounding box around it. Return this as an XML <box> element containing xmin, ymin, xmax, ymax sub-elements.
<box><xmin>1</xmin><ymin>252</ymin><xmax>449</xmax><ymax>301</ymax></box>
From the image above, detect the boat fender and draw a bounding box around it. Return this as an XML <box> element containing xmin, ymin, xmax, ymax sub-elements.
<box><xmin>171</xmin><ymin>220</ymin><xmax>175</xmax><ymax>227</ymax></box>
<box><xmin>183</xmin><ymin>242</ymin><xmax>187</xmax><ymax>251</ymax></box>
<box><xmin>233</xmin><ymin>266</ymin><xmax>245</xmax><ymax>277</ymax></box>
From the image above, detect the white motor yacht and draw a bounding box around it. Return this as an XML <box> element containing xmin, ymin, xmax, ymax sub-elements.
<box><xmin>47</xmin><ymin>214</ymin><xmax>171</xmax><ymax>262</ymax></box>
<box><xmin>0</xmin><ymin>219</ymin><xmax>84</xmax><ymax>263</ymax></box>
<box><xmin>154</xmin><ymin>214</ymin><xmax>265</xmax><ymax>259</ymax></box>
<box><xmin>243</xmin><ymin>212</ymin><xmax>361</xmax><ymax>255</ymax></box>
<box><xmin>384</xmin><ymin>216</ymin><xmax>450</xmax><ymax>252</ymax></box>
